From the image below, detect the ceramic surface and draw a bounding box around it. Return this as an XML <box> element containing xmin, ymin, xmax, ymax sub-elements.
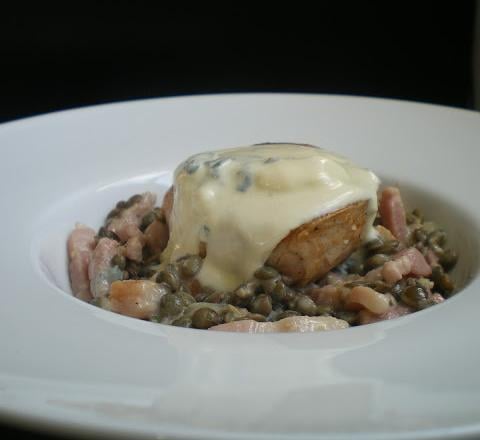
<box><xmin>1</xmin><ymin>94</ymin><xmax>479</xmax><ymax>439</ymax></box>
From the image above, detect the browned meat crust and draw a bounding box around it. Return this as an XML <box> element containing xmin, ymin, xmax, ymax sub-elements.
<box><xmin>267</xmin><ymin>200</ymin><xmax>368</xmax><ymax>285</ymax></box>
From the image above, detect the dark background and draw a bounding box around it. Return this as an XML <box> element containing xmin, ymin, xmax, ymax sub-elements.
<box><xmin>0</xmin><ymin>2</ymin><xmax>477</xmax><ymax>125</ymax></box>
<box><xmin>1</xmin><ymin>2</ymin><xmax>477</xmax><ymax>439</ymax></box>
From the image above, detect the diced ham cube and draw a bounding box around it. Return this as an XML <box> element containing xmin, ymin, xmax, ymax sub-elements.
<box><xmin>109</xmin><ymin>280</ymin><xmax>167</xmax><ymax>319</ymax></box>
<box><xmin>379</xmin><ymin>187</ymin><xmax>408</xmax><ymax>243</ymax></box>
<box><xmin>209</xmin><ymin>316</ymin><xmax>349</xmax><ymax>333</ymax></box>
<box><xmin>358</xmin><ymin>304</ymin><xmax>413</xmax><ymax>325</ymax></box>
<box><xmin>366</xmin><ymin>247</ymin><xmax>431</xmax><ymax>285</ymax></box>
<box><xmin>396</xmin><ymin>247</ymin><xmax>432</xmax><ymax>277</ymax></box>
<box><xmin>124</xmin><ymin>235</ymin><xmax>145</xmax><ymax>262</ymax></box>
<box><xmin>107</xmin><ymin>192</ymin><xmax>156</xmax><ymax>242</ymax></box>
<box><xmin>67</xmin><ymin>224</ymin><xmax>96</xmax><ymax>302</ymax></box>
<box><xmin>88</xmin><ymin>238</ymin><xmax>123</xmax><ymax>298</ymax></box>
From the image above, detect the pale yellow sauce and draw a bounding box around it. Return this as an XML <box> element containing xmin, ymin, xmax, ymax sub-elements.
<box><xmin>161</xmin><ymin>144</ymin><xmax>380</xmax><ymax>291</ymax></box>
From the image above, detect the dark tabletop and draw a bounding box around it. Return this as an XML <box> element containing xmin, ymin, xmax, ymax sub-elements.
<box><xmin>2</xmin><ymin>425</ymin><xmax>62</xmax><ymax>440</ymax></box>
<box><xmin>0</xmin><ymin>2</ymin><xmax>476</xmax><ymax>125</ymax></box>
<box><xmin>1</xmin><ymin>2</ymin><xmax>477</xmax><ymax>439</ymax></box>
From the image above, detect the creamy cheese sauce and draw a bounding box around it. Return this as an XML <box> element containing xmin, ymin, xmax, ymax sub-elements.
<box><xmin>161</xmin><ymin>144</ymin><xmax>380</xmax><ymax>291</ymax></box>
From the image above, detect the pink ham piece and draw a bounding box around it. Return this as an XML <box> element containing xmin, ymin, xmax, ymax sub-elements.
<box><xmin>109</xmin><ymin>280</ymin><xmax>167</xmax><ymax>319</ymax></box>
<box><xmin>308</xmin><ymin>285</ymin><xmax>342</xmax><ymax>309</ymax></box>
<box><xmin>107</xmin><ymin>193</ymin><xmax>157</xmax><ymax>264</ymax></box>
<box><xmin>107</xmin><ymin>192</ymin><xmax>156</xmax><ymax>242</ymax></box>
<box><xmin>395</xmin><ymin>247</ymin><xmax>432</xmax><ymax>277</ymax></box>
<box><xmin>345</xmin><ymin>286</ymin><xmax>390</xmax><ymax>314</ymax></box>
<box><xmin>379</xmin><ymin>187</ymin><xmax>408</xmax><ymax>243</ymax></box>
<box><xmin>381</xmin><ymin>255</ymin><xmax>412</xmax><ymax>284</ymax></box>
<box><xmin>88</xmin><ymin>237</ymin><xmax>123</xmax><ymax>298</ymax></box>
<box><xmin>358</xmin><ymin>304</ymin><xmax>413</xmax><ymax>325</ymax></box>
<box><xmin>209</xmin><ymin>316</ymin><xmax>349</xmax><ymax>333</ymax></box>
<box><xmin>366</xmin><ymin>247</ymin><xmax>432</xmax><ymax>285</ymax></box>
<box><xmin>124</xmin><ymin>234</ymin><xmax>145</xmax><ymax>262</ymax></box>
<box><xmin>67</xmin><ymin>224</ymin><xmax>96</xmax><ymax>302</ymax></box>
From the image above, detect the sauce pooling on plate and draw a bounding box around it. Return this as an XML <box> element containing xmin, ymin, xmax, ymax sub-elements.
<box><xmin>161</xmin><ymin>143</ymin><xmax>380</xmax><ymax>291</ymax></box>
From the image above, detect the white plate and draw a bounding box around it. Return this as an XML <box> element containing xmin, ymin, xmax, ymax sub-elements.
<box><xmin>1</xmin><ymin>94</ymin><xmax>480</xmax><ymax>440</ymax></box>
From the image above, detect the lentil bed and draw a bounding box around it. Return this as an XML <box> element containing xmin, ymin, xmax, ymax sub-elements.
<box><xmin>87</xmin><ymin>191</ymin><xmax>458</xmax><ymax>329</ymax></box>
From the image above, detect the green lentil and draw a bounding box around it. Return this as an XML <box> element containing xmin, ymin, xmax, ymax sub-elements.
<box><xmin>111</xmin><ymin>254</ymin><xmax>126</xmax><ymax>270</ymax></box>
<box><xmin>316</xmin><ymin>304</ymin><xmax>333</xmax><ymax>315</ymax></box>
<box><xmin>106</xmin><ymin>207</ymin><xmax>121</xmax><ymax>220</ymax></box>
<box><xmin>98</xmin><ymin>227</ymin><xmax>120</xmax><ymax>241</ymax></box>
<box><xmin>205</xmin><ymin>291</ymin><xmax>231</xmax><ymax>304</ymax></box>
<box><xmin>401</xmin><ymin>285</ymin><xmax>427</xmax><ymax>309</ymax></box>
<box><xmin>249</xmin><ymin>294</ymin><xmax>272</xmax><ymax>316</ymax></box>
<box><xmin>156</xmin><ymin>264</ymin><xmax>180</xmax><ymax>291</ymax></box>
<box><xmin>432</xmin><ymin>266</ymin><xmax>455</xmax><ymax>296</ymax></box>
<box><xmin>126</xmin><ymin>194</ymin><xmax>143</xmax><ymax>207</ymax></box>
<box><xmin>428</xmin><ymin>230</ymin><xmax>447</xmax><ymax>247</ymax></box>
<box><xmin>126</xmin><ymin>261</ymin><xmax>141</xmax><ymax>279</ymax></box>
<box><xmin>177</xmin><ymin>291</ymin><xmax>196</xmax><ymax>306</ymax></box>
<box><xmin>390</xmin><ymin>281</ymin><xmax>406</xmax><ymax>299</ymax></box>
<box><xmin>254</xmin><ymin>266</ymin><xmax>279</xmax><ymax>280</ymax></box>
<box><xmin>234</xmin><ymin>282</ymin><xmax>257</xmax><ymax>300</ymax></box>
<box><xmin>334</xmin><ymin>311</ymin><xmax>358</xmax><ymax>325</ymax></box>
<box><xmin>171</xmin><ymin>317</ymin><xmax>192</xmax><ymax>327</ymax></box>
<box><xmin>365</xmin><ymin>237</ymin><xmax>384</xmax><ymax>252</ymax></box>
<box><xmin>439</xmin><ymin>249</ymin><xmax>458</xmax><ymax>271</ymax></box>
<box><xmin>276</xmin><ymin>310</ymin><xmax>301</xmax><ymax>320</ymax></box>
<box><xmin>192</xmin><ymin>308</ymin><xmax>221</xmax><ymax>329</ymax></box>
<box><xmin>364</xmin><ymin>254</ymin><xmax>390</xmax><ymax>271</ymax></box>
<box><xmin>138</xmin><ymin>266</ymin><xmax>155</xmax><ymax>278</ymax></box>
<box><xmin>261</xmin><ymin>277</ymin><xmax>281</xmax><ymax>295</ymax></box>
<box><xmin>140</xmin><ymin>211</ymin><xmax>157</xmax><ymax>231</ymax></box>
<box><xmin>281</xmin><ymin>275</ymin><xmax>294</xmax><ymax>286</ymax></box>
<box><xmin>414</xmin><ymin>228</ymin><xmax>428</xmax><ymax>243</ymax></box>
<box><xmin>246</xmin><ymin>313</ymin><xmax>267</xmax><ymax>322</ymax></box>
<box><xmin>179</xmin><ymin>255</ymin><xmax>203</xmax><ymax>278</ymax></box>
<box><xmin>160</xmin><ymin>293</ymin><xmax>186</xmax><ymax>317</ymax></box>
<box><xmin>271</xmin><ymin>281</ymin><xmax>289</xmax><ymax>303</ymax></box>
<box><xmin>294</xmin><ymin>295</ymin><xmax>317</xmax><ymax>316</ymax></box>
<box><xmin>376</xmin><ymin>240</ymin><xmax>400</xmax><ymax>255</ymax></box>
